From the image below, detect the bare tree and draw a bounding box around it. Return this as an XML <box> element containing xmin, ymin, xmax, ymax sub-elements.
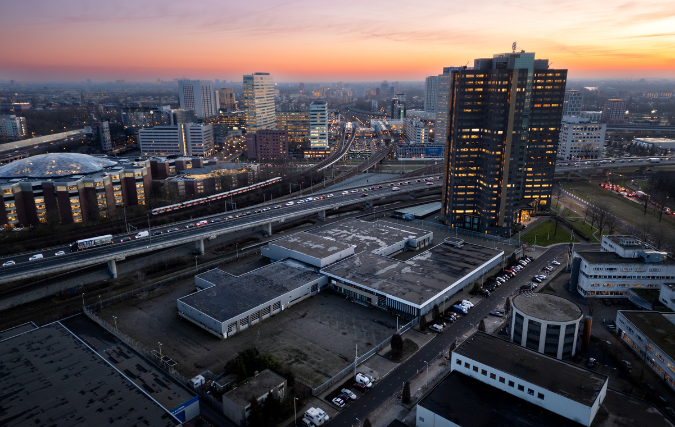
<box><xmin>605</xmin><ymin>214</ymin><xmax>618</xmax><ymax>235</ymax></box>
<box><xmin>596</xmin><ymin>206</ymin><xmax>609</xmax><ymax>236</ymax></box>
<box><xmin>587</xmin><ymin>298</ymin><xmax>600</xmax><ymax>318</ymax></box>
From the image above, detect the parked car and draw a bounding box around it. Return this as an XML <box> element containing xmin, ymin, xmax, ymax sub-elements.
<box><xmin>332</xmin><ymin>397</ymin><xmax>345</xmax><ymax>408</ymax></box>
<box><xmin>453</xmin><ymin>305</ymin><xmax>468</xmax><ymax>314</ymax></box>
<box><xmin>587</xmin><ymin>358</ymin><xmax>597</xmax><ymax>368</ymax></box>
<box><xmin>341</xmin><ymin>389</ymin><xmax>357</xmax><ymax>400</ymax></box>
<box><xmin>533</xmin><ymin>277</ymin><xmax>542</xmax><ymax>283</ymax></box>
<box><xmin>461</xmin><ymin>300</ymin><xmax>474</xmax><ymax>308</ymax></box>
<box><xmin>429</xmin><ymin>324</ymin><xmax>444</xmax><ymax>333</ymax></box>
<box><xmin>355</xmin><ymin>373</ymin><xmax>373</xmax><ymax>388</ymax></box>
<box><xmin>478</xmin><ymin>289</ymin><xmax>490</xmax><ymax>297</ymax></box>
<box><xmin>551</xmin><ymin>260</ymin><xmax>561</xmax><ymax>265</ymax></box>
<box><xmin>301</xmin><ymin>417</ymin><xmax>316</xmax><ymax>427</ymax></box>
<box><xmin>489</xmin><ymin>311</ymin><xmax>503</xmax><ymax>317</ymax></box>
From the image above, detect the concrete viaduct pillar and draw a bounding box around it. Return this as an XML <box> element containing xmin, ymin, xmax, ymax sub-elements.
<box><xmin>318</xmin><ymin>210</ymin><xmax>326</xmax><ymax>221</ymax></box>
<box><xmin>107</xmin><ymin>259</ymin><xmax>117</xmax><ymax>279</ymax></box>
<box><xmin>263</xmin><ymin>223</ymin><xmax>273</xmax><ymax>236</ymax></box>
<box><xmin>195</xmin><ymin>239</ymin><xmax>205</xmax><ymax>254</ymax></box>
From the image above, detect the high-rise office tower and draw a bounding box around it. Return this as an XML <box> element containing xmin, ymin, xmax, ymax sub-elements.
<box><xmin>218</xmin><ymin>88</ymin><xmax>236</xmax><ymax>111</ymax></box>
<box><xmin>243</xmin><ymin>73</ymin><xmax>276</xmax><ymax>131</ymax></box>
<box><xmin>435</xmin><ymin>71</ymin><xmax>452</xmax><ymax>144</ymax></box>
<box><xmin>91</xmin><ymin>121</ymin><xmax>112</xmax><ymax>152</ymax></box>
<box><xmin>391</xmin><ymin>95</ymin><xmax>406</xmax><ymax>119</ymax></box>
<box><xmin>177</xmin><ymin>80</ymin><xmax>218</xmax><ymax>119</ymax></box>
<box><xmin>424</xmin><ymin>76</ymin><xmax>439</xmax><ymax>112</ymax></box>
<box><xmin>601</xmin><ymin>99</ymin><xmax>628</xmax><ymax>125</ymax></box>
<box><xmin>440</xmin><ymin>51</ymin><xmax>567</xmax><ymax>235</ymax></box>
<box><xmin>309</xmin><ymin>100</ymin><xmax>328</xmax><ymax>149</ymax></box>
<box><xmin>562</xmin><ymin>90</ymin><xmax>583</xmax><ymax>117</ymax></box>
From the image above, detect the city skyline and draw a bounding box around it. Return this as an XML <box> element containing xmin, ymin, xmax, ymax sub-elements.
<box><xmin>2</xmin><ymin>0</ymin><xmax>674</xmax><ymax>82</ymax></box>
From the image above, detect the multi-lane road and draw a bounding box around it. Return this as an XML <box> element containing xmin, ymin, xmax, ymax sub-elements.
<box><xmin>328</xmin><ymin>243</ymin><xmax>598</xmax><ymax>426</ymax></box>
<box><xmin>0</xmin><ymin>177</ymin><xmax>442</xmax><ymax>283</ymax></box>
<box><xmin>555</xmin><ymin>156</ymin><xmax>675</xmax><ymax>172</ymax></box>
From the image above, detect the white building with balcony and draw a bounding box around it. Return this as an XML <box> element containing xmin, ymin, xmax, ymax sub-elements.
<box><xmin>558</xmin><ymin>116</ymin><xmax>606</xmax><ymax>160</ymax></box>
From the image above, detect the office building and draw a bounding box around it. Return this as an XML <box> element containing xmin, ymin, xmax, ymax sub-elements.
<box><xmin>509</xmin><ymin>293</ymin><xmax>583</xmax><ymax>359</ymax></box>
<box><xmin>0</xmin><ymin>114</ymin><xmax>27</xmax><ymax>139</ymax></box>
<box><xmin>440</xmin><ymin>51</ymin><xmax>566</xmax><ymax>234</ymax></box>
<box><xmin>558</xmin><ymin>117</ymin><xmax>606</xmax><ymax>160</ymax></box>
<box><xmin>581</xmin><ymin>111</ymin><xmax>602</xmax><ymax>122</ymax></box>
<box><xmin>616</xmin><ymin>311</ymin><xmax>675</xmax><ymax>391</ymax></box>
<box><xmin>177</xmin><ymin>80</ymin><xmax>219</xmax><ymax>119</ymax></box>
<box><xmin>243</xmin><ymin>73</ymin><xmax>276</xmax><ymax>131</ymax></box>
<box><xmin>405</xmin><ymin>118</ymin><xmax>429</xmax><ymax>144</ymax></box>
<box><xmin>601</xmin><ymin>99</ymin><xmax>627</xmax><ymax>125</ymax></box>
<box><xmin>91</xmin><ymin>121</ymin><xmax>112</xmax><ymax>152</ymax></box>
<box><xmin>391</xmin><ymin>94</ymin><xmax>406</xmax><ymax>119</ymax></box>
<box><xmin>434</xmin><ymin>72</ymin><xmax>451</xmax><ymax>145</ymax></box>
<box><xmin>572</xmin><ymin>235</ymin><xmax>675</xmax><ymax>299</ymax></box>
<box><xmin>309</xmin><ymin>100</ymin><xmax>328</xmax><ymax>149</ymax></box>
<box><xmin>275</xmin><ymin>111</ymin><xmax>309</xmax><ymax>144</ymax></box>
<box><xmin>562</xmin><ymin>90</ymin><xmax>583</xmax><ymax>117</ymax></box>
<box><xmin>138</xmin><ymin>123</ymin><xmax>214</xmax><ymax>157</ymax></box>
<box><xmin>424</xmin><ymin>76</ymin><xmax>439</xmax><ymax>112</ymax></box>
<box><xmin>218</xmin><ymin>88</ymin><xmax>236</xmax><ymax>111</ymax></box>
<box><xmin>246</xmin><ymin>130</ymin><xmax>289</xmax><ymax>160</ymax></box>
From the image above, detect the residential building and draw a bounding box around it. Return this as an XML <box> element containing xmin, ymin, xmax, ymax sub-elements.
<box><xmin>218</xmin><ymin>88</ymin><xmax>236</xmax><ymax>111</ymax></box>
<box><xmin>0</xmin><ymin>114</ymin><xmax>27</xmax><ymax>139</ymax></box>
<box><xmin>91</xmin><ymin>121</ymin><xmax>112</xmax><ymax>152</ymax></box>
<box><xmin>562</xmin><ymin>90</ymin><xmax>583</xmax><ymax>117</ymax></box>
<box><xmin>509</xmin><ymin>293</ymin><xmax>583</xmax><ymax>359</ymax></box>
<box><xmin>572</xmin><ymin>235</ymin><xmax>675</xmax><ymax>299</ymax></box>
<box><xmin>246</xmin><ymin>130</ymin><xmax>289</xmax><ymax>160</ymax></box>
<box><xmin>616</xmin><ymin>311</ymin><xmax>675</xmax><ymax>391</ymax></box>
<box><xmin>275</xmin><ymin>111</ymin><xmax>309</xmax><ymax>144</ymax></box>
<box><xmin>243</xmin><ymin>73</ymin><xmax>276</xmax><ymax>131</ymax></box>
<box><xmin>558</xmin><ymin>117</ymin><xmax>606</xmax><ymax>160</ymax></box>
<box><xmin>441</xmin><ymin>52</ymin><xmax>566</xmax><ymax>234</ymax></box>
<box><xmin>424</xmin><ymin>76</ymin><xmax>438</xmax><ymax>112</ymax></box>
<box><xmin>221</xmin><ymin>370</ymin><xmax>286</xmax><ymax>426</ymax></box>
<box><xmin>309</xmin><ymin>100</ymin><xmax>328</xmax><ymax>149</ymax></box>
<box><xmin>138</xmin><ymin>124</ymin><xmax>214</xmax><ymax>157</ymax></box>
<box><xmin>434</xmin><ymin>72</ymin><xmax>451</xmax><ymax>145</ymax></box>
<box><xmin>417</xmin><ymin>331</ymin><xmax>671</xmax><ymax>427</ymax></box>
<box><xmin>177</xmin><ymin>80</ymin><xmax>219</xmax><ymax>119</ymax></box>
<box><xmin>601</xmin><ymin>99</ymin><xmax>627</xmax><ymax>125</ymax></box>
<box><xmin>405</xmin><ymin>118</ymin><xmax>429</xmax><ymax>144</ymax></box>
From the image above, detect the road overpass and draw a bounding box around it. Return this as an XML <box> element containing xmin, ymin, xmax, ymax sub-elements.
<box><xmin>0</xmin><ymin>177</ymin><xmax>441</xmax><ymax>285</ymax></box>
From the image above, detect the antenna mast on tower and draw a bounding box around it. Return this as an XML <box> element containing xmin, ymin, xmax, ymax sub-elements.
<box><xmin>512</xmin><ymin>42</ymin><xmax>517</xmax><ymax>53</ymax></box>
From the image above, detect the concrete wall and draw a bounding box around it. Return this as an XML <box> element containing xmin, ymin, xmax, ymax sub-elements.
<box><xmin>450</xmin><ymin>353</ymin><xmax>603</xmax><ymax>426</ymax></box>
<box><xmin>510</xmin><ymin>309</ymin><xmax>581</xmax><ymax>359</ymax></box>
<box><xmin>416</xmin><ymin>404</ymin><xmax>458</xmax><ymax>427</ymax></box>
<box><xmin>221</xmin><ymin>396</ymin><xmax>245</xmax><ymax>426</ymax></box>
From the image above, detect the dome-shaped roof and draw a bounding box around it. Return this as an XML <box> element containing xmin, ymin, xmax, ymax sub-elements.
<box><xmin>0</xmin><ymin>153</ymin><xmax>117</xmax><ymax>178</ymax></box>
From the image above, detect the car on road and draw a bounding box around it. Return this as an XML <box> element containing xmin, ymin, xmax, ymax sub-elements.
<box><xmin>489</xmin><ymin>311</ymin><xmax>503</xmax><ymax>317</ymax></box>
<box><xmin>167</xmin><ymin>228</ymin><xmax>179</xmax><ymax>233</ymax></box>
<box><xmin>361</xmin><ymin>193</ymin><xmax>367</xmax><ymax>197</ymax></box>
<box><xmin>327</xmin><ymin>194</ymin><xmax>334</xmax><ymax>198</ymax></box>
<box><xmin>297</xmin><ymin>200</ymin><xmax>305</xmax><ymax>204</ymax></box>
<box><xmin>341</xmin><ymin>388</ymin><xmax>357</xmax><ymax>400</ymax></box>
<box><xmin>426</xmin><ymin>181</ymin><xmax>433</xmax><ymax>185</ymax></box>
<box><xmin>342</xmin><ymin>191</ymin><xmax>349</xmax><ymax>195</ymax></box>
<box><xmin>551</xmin><ymin>260</ymin><xmax>561</xmax><ymax>265</ymax></box>
<box><xmin>273</xmin><ymin>205</ymin><xmax>282</xmax><ymax>209</ymax></box>
<box><xmin>226</xmin><ymin>215</ymin><xmax>234</xmax><ymax>219</ymax></box>
<box><xmin>29</xmin><ymin>254</ymin><xmax>44</xmax><ymax>261</ymax></box>
<box><xmin>286</xmin><ymin>201</ymin><xmax>295</xmax><ymax>206</ymax></box>
<box><xmin>2</xmin><ymin>260</ymin><xmax>15</xmax><ymax>267</ymax></box>
<box><xmin>120</xmin><ymin>237</ymin><xmax>132</xmax><ymax>243</ymax></box>
<box><xmin>152</xmin><ymin>231</ymin><xmax>163</xmax><ymax>236</ymax></box>
<box><xmin>55</xmin><ymin>250</ymin><xmax>66</xmax><ymax>256</ymax></box>
<box><xmin>331</xmin><ymin>397</ymin><xmax>345</xmax><ymax>408</ymax></box>
<box><xmin>196</xmin><ymin>220</ymin><xmax>208</xmax><ymax>226</ymax></box>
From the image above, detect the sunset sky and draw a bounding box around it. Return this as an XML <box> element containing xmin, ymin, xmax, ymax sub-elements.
<box><xmin>2</xmin><ymin>0</ymin><xmax>674</xmax><ymax>82</ymax></box>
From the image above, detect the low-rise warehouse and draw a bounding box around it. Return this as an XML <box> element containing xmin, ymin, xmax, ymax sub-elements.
<box><xmin>321</xmin><ymin>241</ymin><xmax>503</xmax><ymax>316</ymax></box>
<box><xmin>222</xmin><ymin>369</ymin><xmax>287</xmax><ymax>426</ymax></box>
<box><xmin>178</xmin><ymin>259</ymin><xmax>327</xmax><ymax>338</ymax></box>
<box><xmin>261</xmin><ymin>232</ymin><xmax>355</xmax><ymax>268</ymax></box>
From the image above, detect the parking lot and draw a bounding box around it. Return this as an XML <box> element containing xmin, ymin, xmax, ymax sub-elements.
<box><xmin>100</xmin><ymin>277</ymin><xmax>400</xmax><ymax>385</ymax></box>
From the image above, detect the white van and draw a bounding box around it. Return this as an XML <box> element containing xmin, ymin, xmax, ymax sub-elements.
<box><xmin>135</xmin><ymin>231</ymin><xmax>149</xmax><ymax>239</ymax></box>
<box><xmin>29</xmin><ymin>254</ymin><xmax>44</xmax><ymax>261</ymax></box>
<box><xmin>304</xmin><ymin>408</ymin><xmax>325</xmax><ymax>426</ymax></box>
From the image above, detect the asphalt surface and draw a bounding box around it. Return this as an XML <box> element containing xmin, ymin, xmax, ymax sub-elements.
<box><xmin>555</xmin><ymin>157</ymin><xmax>675</xmax><ymax>172</ymax></box>
<box><xmin>0</xmin><ymin>178</ymin><xmax>442</xmax><ymax>274</ymax></box>
<box><xmin>327</xmin><ymin>243</ymin><xmax>598</xmax><ymax>427</ymax></box>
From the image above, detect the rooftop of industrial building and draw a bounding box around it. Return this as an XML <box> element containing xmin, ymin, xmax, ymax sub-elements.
<box><xmin>269</xmin><ymin>233</ymin><xmax>354</xmax><ymax>260</ymax></box>
<box><xmin>308</xmin><ymin>219</ymin><xmax>431</xmax><ymax>254</ymax></box>
<box><xmin>576</xmin><ymin>250</ymin><xmax>675</xmax><ymax>265</ymax></box>
<box><xmin>392</xmin><ymin>202</ymin><xmax>442</xmax><ymax>218</ymax></box>
<box><xmin>418</xmin><ymin>371</ymin><xmax>673</xmax><ymax>427</ymax></box>
<box><xmin>454</xmin><ymin>332</ymin><xmax>607</xmax><ymax>406</ymax></box>
<box><xmin>619</xmin><ymin>311</ymin><xmax>675</xmax><ymax>361</ymax></box>
<box><xmin>222</xmin><ymin>369</ymin><xmax>286</xmax><ymax>407</ymax></box>
<box><xmin>512</xmin><ymin>293</ymin><xmax>583</xmax><ymax>322</ymax></box>
<box><xmin>0</xmin><ymin>321</ymin><xmax>36</xmax><ymax>342</ymax></box>
<box><xmin>181</xmin><ymin>260</ymin><xmax>324</xmax><ymax>322</ymax></box>
<box><xmin>321</xmin><ymin>241</ymin><xmax>502</xmax><ymax>307</ymax></box>
<box><xmin>0</xmin><ymin>323</ymin><xmax>179</xmax><ymax>427</ymax></box>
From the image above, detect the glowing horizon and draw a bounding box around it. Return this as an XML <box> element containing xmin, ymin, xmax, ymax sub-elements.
<box><xmin>2</xmin><ymin>0</ymin><xmax>674</xmax><ymax>82</ymax></box>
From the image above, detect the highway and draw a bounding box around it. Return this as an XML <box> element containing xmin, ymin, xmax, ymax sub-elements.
<box><xmin>555</xmin><ymin>156</ymin><xmax>675</xmax><ymax>172</ymax></box>
<box><xmin>328</xmin><ymin>243</ymin><xmax>599</xmax><ymax>427</ymax></box>
<box><xmin>0</xmin><ymin>177</ymin><xmax>442</xmax><ymax>284</ymax></box>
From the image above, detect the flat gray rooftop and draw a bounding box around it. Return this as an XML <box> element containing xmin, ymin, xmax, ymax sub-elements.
<box><xmin>181</xmin><ymin>260</ymin><xmax>324</xmax><ymax>322</ymax></box>
<box><xmin>620</xmin><ymin>311</ymin><xmax>675</xmax><ymax>361</ymax></box>
<box><xmin>0</xmin><ymin>321</ymin><xmax>36</xmax><ymax>342</ymax></box>
<box><xmin>102</xmin><ymin>342</ymin><xmax>196</xmax><ymax>413</ymax></box>
<box><xmin>0</xmin><ymin>323</ymin><xmax>178</xmax><ymax>427</ymax></box>
<box><xmin>270</xmin><ymin>233</ymin><xmax>354</xmax><ymax>259</ymax></box>
<box><xmin>321</xmin><ymin>241</ymin><xmax>502</xmax><ymax>306</ymax></box>
<box><xmin>577</xmin><ymin>251</ymin><xmax>675</xmax><ymax>265</ymax></box>
<box><xmin>512</xmin><ymin>293</ymin><xmax>583</xmax><ymax>322</ymax></box>
<box><xmin>454</xmin><ymin>332</ymin><xmax>607</xmax><ymax>407</ymax></box>
<box><xmin>418</xmin><ymin>372</ymin><xmax>674</xmax><ymax>427</ymax></box>
<box><xmin>223</xmin><ymin>369</ymin><xmax>285</xmax><ymax>407</ymax></box>
<box><xmin>197</xmin><ymin>268</ymin><xmax>235</xmax><ymax>288</ymax></box>
<box><xmin>308</xmin><ymin>218</ymin><xmax>430</xmax><ymax>254</ymax></box>
<box><xmin>392</xmin><ymin>202</ymin><xmax>441</xmax><ymax>218</ymax></box>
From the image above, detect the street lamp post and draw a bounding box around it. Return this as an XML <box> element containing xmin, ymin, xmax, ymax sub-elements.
<box><xmin>294</xmin><ymin>397</ymin><xmax>298</xmax><ymax>426</ymax></box>
<box><xmin>112</xmin><ymin>315</ymin><xmax>117</xmax><ymax>330</ymax></box>
<box><xmin>82</xmin><ymin>293</ymin><xmax>85</xmax><ymax>307</ymax></box>
<box><xmin>147</xmin><ymin>214</ymin><xmax>151</xmax><ymax>245</ymax></box>
<box><xmin>158</xmin><ymin>342</ymin><xmax>162</xmax><ymax>356</ymax></box>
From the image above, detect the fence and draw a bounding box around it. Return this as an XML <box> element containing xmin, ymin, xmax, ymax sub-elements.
<box><xmin>311</xmin><ymin>316</ymin><xmax>418</xmax><ymax>396</ymax></box>
<box><xmin>83</xmin><ymin>306</ymin><xmax>225</xmax><ymax>412</ymax></box>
